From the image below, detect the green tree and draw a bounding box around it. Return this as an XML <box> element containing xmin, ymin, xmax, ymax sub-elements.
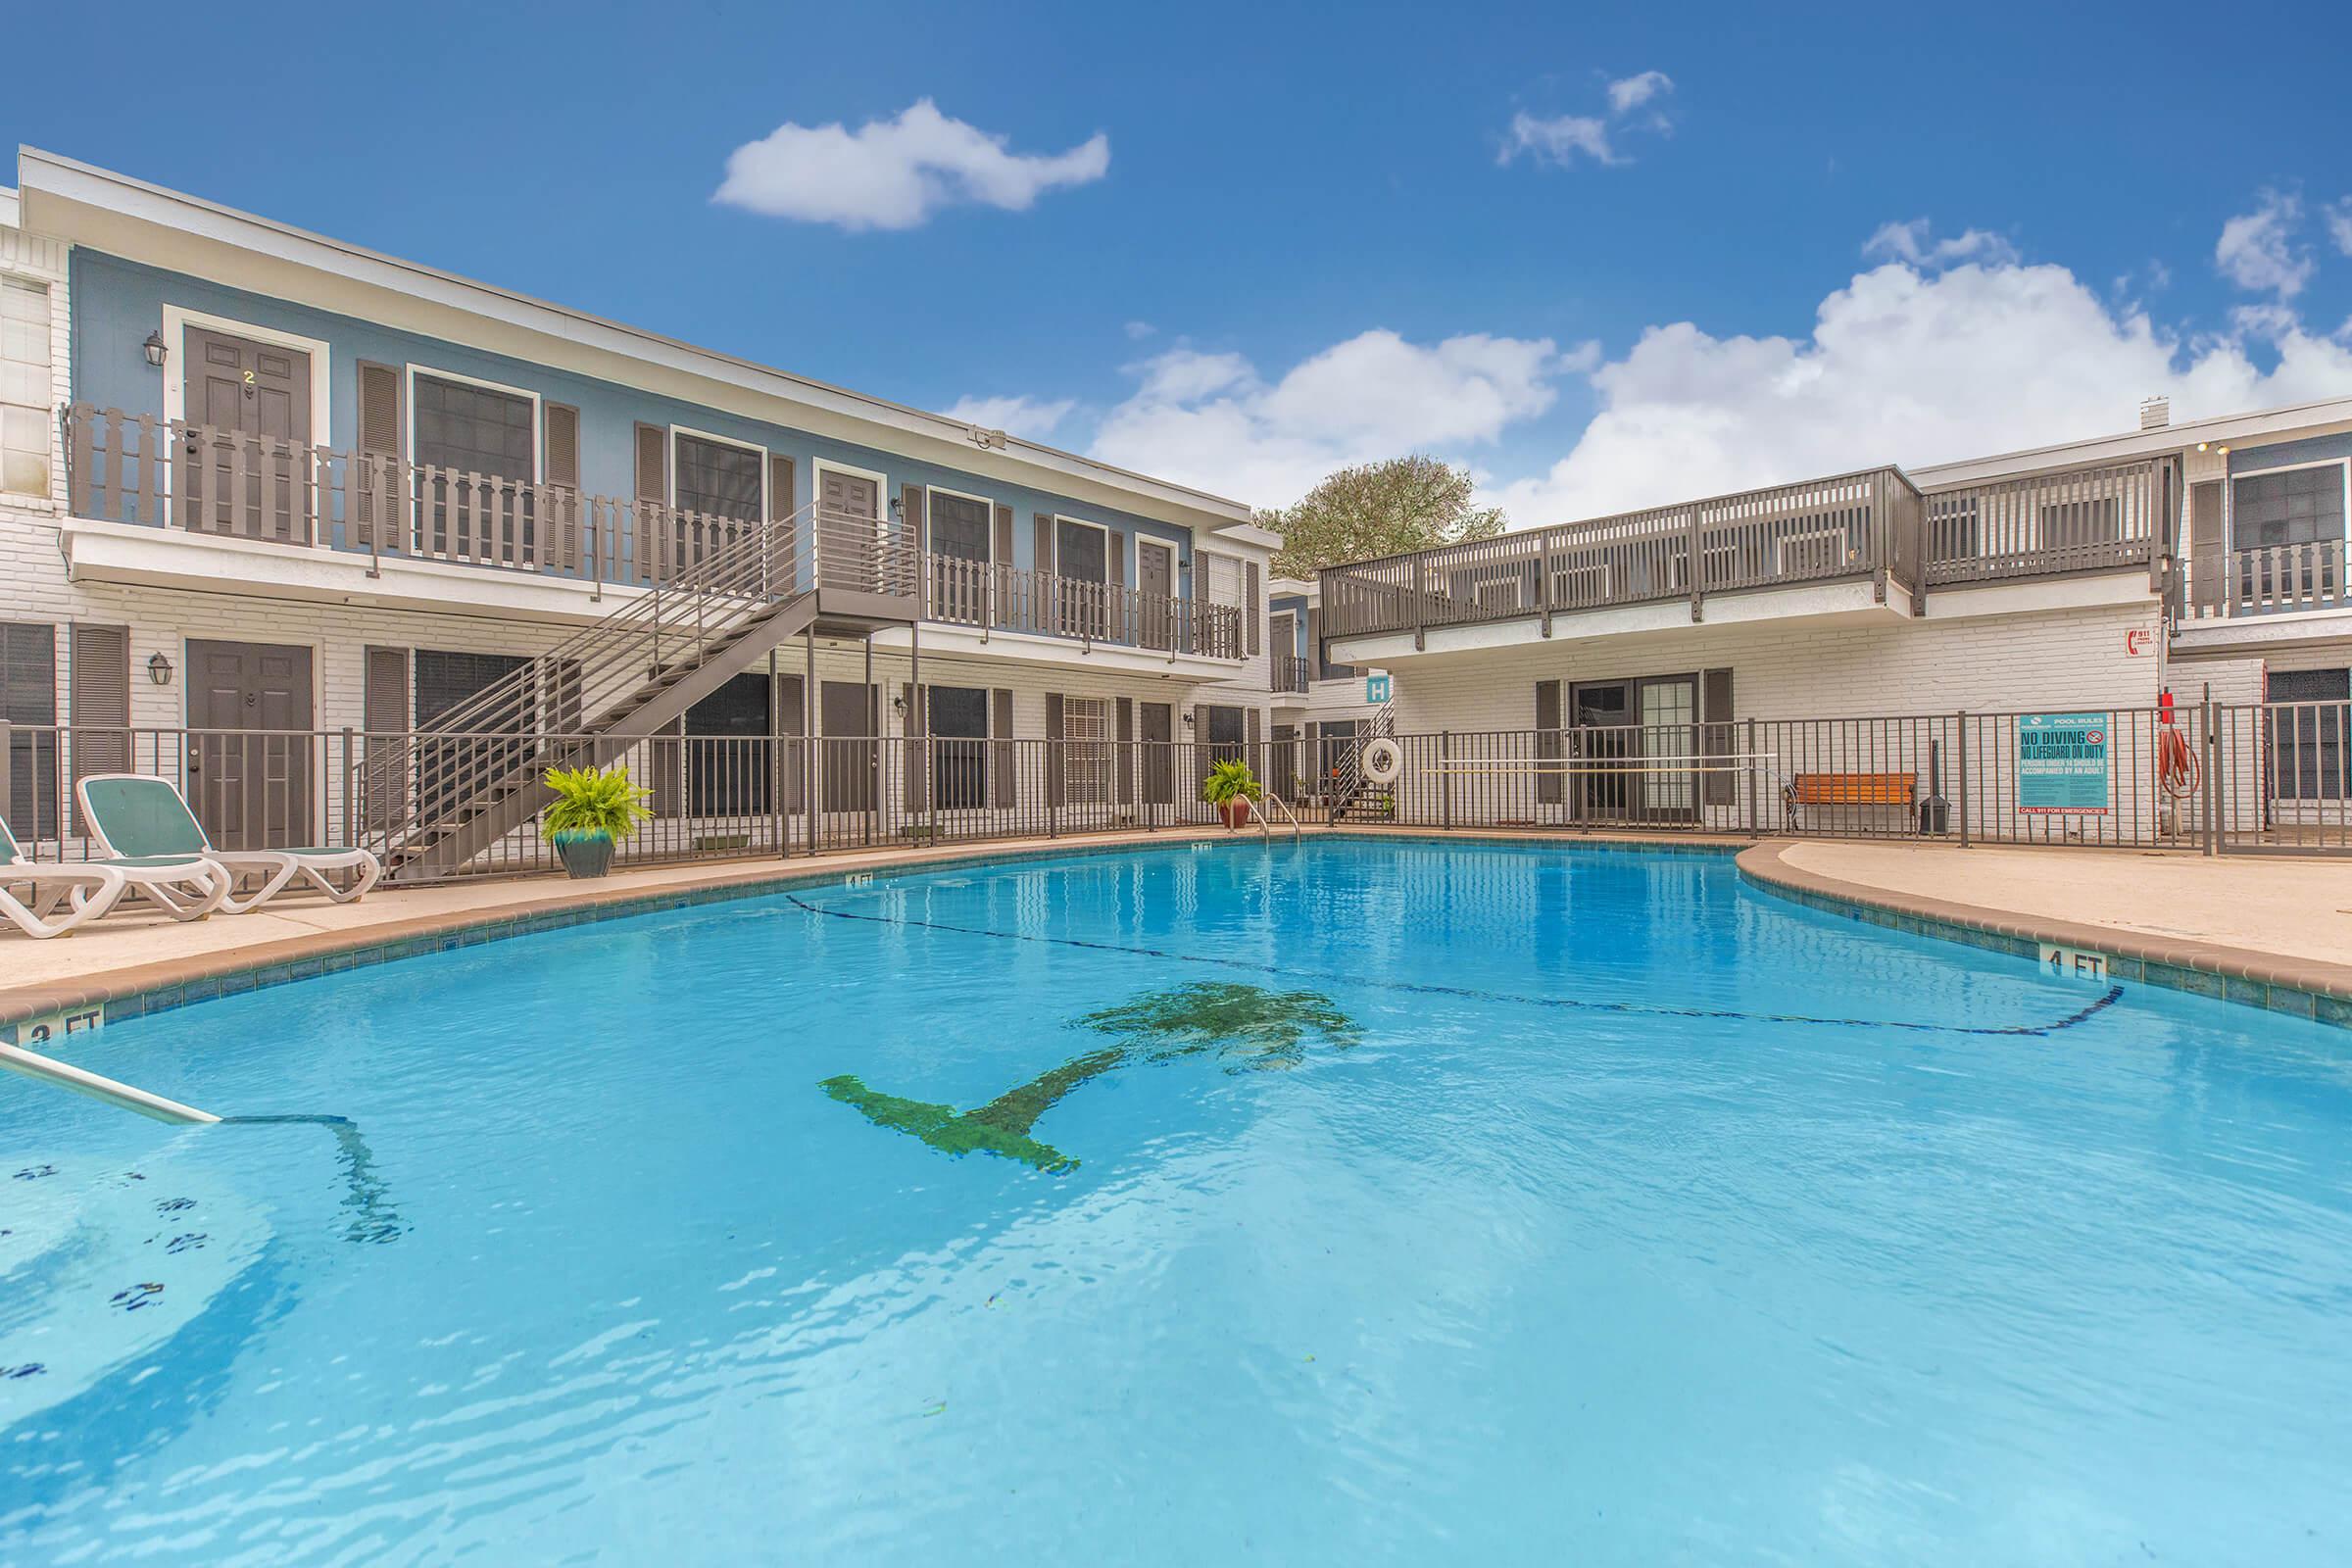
<box><xmin>1263</xmin><ymin>456</ymin><xmax>1507</xmax><ymax>578</ymax></box>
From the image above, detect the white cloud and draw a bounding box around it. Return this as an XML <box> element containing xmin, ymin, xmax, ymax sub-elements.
<box><xmin>1500</xmin><ymin>68</ymin><xmax>1676</xmax><ymax>170</ymax></box>
<box><xmin>1607</xmin><ymin>70</ymin><xmax>1674</xmax><ymax>115</ymax></box>
<box><xmin>1498</xmin><ymin>112</ymin><xmax>1619</xmax><ymax>169</ymax></box>
<box><xmin>713</xmin><ymin>99</ymin><xmax>1108</xmax><ymax>231</ymax></box>
<box><xmin>2214</xmin><ymin>189</ymin><xmax>2313</xmax><ymax>297</ymax></box>
<box><xmin>943</xmin><ymin>394</ymin><xmax>1075</xmax><ymax>442</ymax></box>
<box><xmin>1491</xmin><ymin>252</ymin><xmax>2352</xmax><ymax>526</ymax></box>
<box><xmin>1123</xmin><ymin>319</ymin><xmax>1157</xmax><ymax>341</ymax></box>
<box><xmin>2326</xmin><ymin>198</ymin><xmax>2352</xmax><ymax>258</ymax></box>
<box><xmin>1088</xmin><ymin>330</ymin><xmax>1564</xmax><ymax>505</ymax></box>
<box><xmin>1863</xmin><ymin>219</ymin><xmax>2019</xmax><ymax>270</ymax></box>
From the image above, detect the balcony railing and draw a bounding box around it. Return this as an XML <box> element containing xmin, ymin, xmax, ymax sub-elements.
<box><xmin>63</xmin><ymin>404</ymin><xmax>789</xmax><ymax>594</ymax></box>
<box><xmin>2180</xmin><ymin>539</ymin><xmax>2350</xmax><ymax>621</ymax></box>
<box><xmin>1272</xmin><ymin>654</ymin><xmax>1311</xmax><ymax>693</ymax></box>
<box><xmin>1318</xmin><ymin>466</ymin><xmax>1926</xmax><ymax>641</ymax></box>
<box><xmin>1922</xmin><ymin>460</ymin><xmax>2162</xmax><ymax>586</ymax></box>
<box><xmin>923</xmin><ymin>555</ymin><xmax>1243</xmax><ymax>659</ymax></box>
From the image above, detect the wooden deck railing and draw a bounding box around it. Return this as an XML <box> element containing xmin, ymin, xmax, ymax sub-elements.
<box><xmin>1921</xmin><ymin>460</ymin><xmax>2161</xmax><ymax>585</ymax></box>
<box><xmin>2180</xmin><ymin>539</ymin><xmax>2349</xmax><ymax>620</ymax></box>
<box><xmin>1317</xmin><ymin>466</ymin><xmax>1926</xmax><ymax>640</ymax></box>
<box><xmin>923</xmin><ymin>555</ymin><xmax>1244</xmax><ymax>659</ymax></box>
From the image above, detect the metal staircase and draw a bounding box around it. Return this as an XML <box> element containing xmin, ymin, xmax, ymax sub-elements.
<box><xmin>1327</xmin><ymin>700</ymin><xmax>1396</xmax><ymax>823</ymax></box>
<box><xmin>375</xmin><ymin>501</ymin><xmax>917</xmax><ymax>879</ymax></box>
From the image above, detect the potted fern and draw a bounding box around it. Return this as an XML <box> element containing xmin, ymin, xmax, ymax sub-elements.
<box><xmin>1200</xmin><ymin>758</ymin><xmax>1263</xmax><ymax>830</ymax></box>
<box><xmin>542</xmin><ymin>763</ymin><xmax>652</xmax><ymax>879</ymax></box>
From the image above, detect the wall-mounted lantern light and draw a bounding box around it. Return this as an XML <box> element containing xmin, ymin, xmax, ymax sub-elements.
<box><xmin>142</xmin><ymin>330</ymin><xmax>168</xmax><ymax>368</ymax></box>
<box><xmin>1182</xmin><ymin>710</ymin><xmax>1196</xmax><ymax>727</ymax></box>
<box><xmin>147</xmin><ymin>651</ymin><xmax>173</xmax><ymax>686</ymax></box>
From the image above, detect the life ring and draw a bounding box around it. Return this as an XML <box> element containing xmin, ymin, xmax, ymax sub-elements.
<box><xmin>1361</xmin><ymin>736</ymin><xmax>1403</xmax><ymax>786</ymax></box>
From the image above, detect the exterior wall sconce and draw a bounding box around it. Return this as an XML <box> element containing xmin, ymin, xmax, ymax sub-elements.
<box><xmin>147</xmin><ymin>651</ymin><xmax>174</xmax><ymax>686</ymax></box>
<box><xmin>1182</xmin><ymin>710</ymin><xmax>1195</xmax><ymax>727</ymax></box>
<box><xmin>142</xmin><ymin>330</ymin><xmax>168</xmax><ymax>368</ymax></box>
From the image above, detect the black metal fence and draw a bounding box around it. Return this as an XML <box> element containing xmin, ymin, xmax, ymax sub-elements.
<box><xmin>1354</xmin><ymin>703</ymin><xmax>2348</xmax><ymax>854</ymax></box>
<box><xmin>4</xmin><ymin>700</ymin><xmax>2343</xmax><ymax>888</ymax></box>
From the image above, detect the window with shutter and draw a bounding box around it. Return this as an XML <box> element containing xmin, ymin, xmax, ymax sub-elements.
<box><xmin>544</xmin><ymin>405</ymin><xmax>580</xmax><ymax>490</ymax></box>
<box><xmin>2</xmin><ymin>621</ymin><xmax>59</xmax><ymax>841</ymax></box>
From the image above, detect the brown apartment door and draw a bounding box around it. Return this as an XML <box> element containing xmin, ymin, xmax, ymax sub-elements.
<box><xmin>180</xmin><ymin>327</ymin><xmax>312</xmax><ymax>543</ymax></box>
<box><xmin>818</xmin><ymin>467</ymin><xmax>883</xmax><ymax>591</ymax></box>
<box><xmin>1140</xmin><ymin>701</ymin><xmax>1174</xmax><ymax>805</ymax></box>
<box><xmin>820</xmin><ymin>680</ymin><xmax>877</xmax><ymax>815</ymax></box>
<box><xmin>185</xmin><ymin>639</ymin><xmax>313</xmax><ymax>850</ymax></box>
<box><xmin>1137</xmin><ymin>540</ymin><xmax>1174</xmax><ymax>650</ymax></box>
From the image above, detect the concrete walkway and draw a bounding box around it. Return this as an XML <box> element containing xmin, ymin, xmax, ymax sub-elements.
<box><xmin>1773</xmin><ymin>841</ymin><xmax>2352</xmax><ymax>971</ymax></box>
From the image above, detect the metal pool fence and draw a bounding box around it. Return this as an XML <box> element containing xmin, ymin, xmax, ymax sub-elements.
<box><xmin>1</xmin><ymin>699</ymin><xmax>2342</xmax><ymax>883</ymax></box>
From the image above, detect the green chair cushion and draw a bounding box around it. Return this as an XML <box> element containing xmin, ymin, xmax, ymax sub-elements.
<box><xmin>80</xmin><ymin>777</ymin><xmax>211</xmax><ymax>858</ymax></box>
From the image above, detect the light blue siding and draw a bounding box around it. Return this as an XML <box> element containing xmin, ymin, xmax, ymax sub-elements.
<box><xmin>68</xmin><ymin>250</ymin><xmax>1195</xmax><ymax>590</ymax></box>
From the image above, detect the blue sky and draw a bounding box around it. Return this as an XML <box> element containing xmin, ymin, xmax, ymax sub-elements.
<box><xmin>10</xmin><ymin>0</ymin><xmax>2352</xmax><ymax>520</ymax></box>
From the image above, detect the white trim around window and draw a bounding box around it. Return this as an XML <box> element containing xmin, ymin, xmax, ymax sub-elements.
<box><xmin>1051</xmin><ymin>514</ymin><xmax>1112</xmax><ymax>583</ymax></box>
<box><xmin>925</xmin><ymin>483</ymin><xmax>993</xmax><ymax>563</ymax></box>
<box><xmin>670</xmin><ymin>423</ymin><xmax>769</xmax><ymax>518</ymax></box>
<box><xmin>408</xmin><ymin>363</ymin><xmax>545</xmax><ymax>483</ymax></box>
<box><xmin>158</xmin><ymin>305</ymin><xmax>332</xmax><ymax>447</ymax></box>
<box><xmin>2226</xmin><ymin>455</ymin><xmax>2351</xmax><ymax>555</ymax></box>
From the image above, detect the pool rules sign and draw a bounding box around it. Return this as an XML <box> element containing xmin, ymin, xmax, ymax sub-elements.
<box><xmin>2017</xmin><ymin>711</ymin><xmax>2112</xmax><ymax>814</ymax></box>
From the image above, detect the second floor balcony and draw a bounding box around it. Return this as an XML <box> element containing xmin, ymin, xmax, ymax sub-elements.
<box><xmin>1318</xmin><ymin>459</ymin><xmax>2167</xmax><ymax>647</ymax></box>
<box><xmin>59</xmin><ymin>404</ymin><xmax>1241</xmax><ymax>661</ymax></box>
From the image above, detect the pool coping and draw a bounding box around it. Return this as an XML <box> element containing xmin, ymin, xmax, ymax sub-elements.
<box><xmin>0</xmin><ymin>830</ymin><xmax>1263</xmax><ymax>1036</ymax></box>
<box><xmin>5</xmin><ymin>825</ymin><xmax>2343</xmax><ymax>1038</ymax></box>
<box><xmin>1734</xmin><ymin>840</ymin><xmax>2352</xmax><ymax>1029</ymax></box>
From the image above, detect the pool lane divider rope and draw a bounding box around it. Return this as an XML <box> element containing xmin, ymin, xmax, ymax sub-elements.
<box><xmin>782</xmin><ymin>893</ymin><xmax>2124</xmax><ymax>1040</ymax></box>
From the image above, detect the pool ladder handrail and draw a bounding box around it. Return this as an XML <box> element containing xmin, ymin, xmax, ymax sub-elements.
<box><xmin>1257</xmin><ymin>792</ymin><xmax>1302</xmax><ymax>842</ymax></box>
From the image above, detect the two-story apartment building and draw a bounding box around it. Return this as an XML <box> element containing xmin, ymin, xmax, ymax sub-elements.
<box><xmin>0</xmin><ymin>149</ymin><xmax>1283</xmax><ymax>874</ymax></box>
<box><xmin>1315</xmin><ymin>394</ymin><xmax>2352</xmax><ymax>845</ymax></box>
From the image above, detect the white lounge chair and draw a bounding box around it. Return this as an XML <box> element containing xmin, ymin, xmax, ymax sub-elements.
<box><xmin>0</xmin><ymin>816</ymin><xmax>230</xmax><ymax>938</ymax></box>
<box><xmin>76</xmin><ymin>774</ymin><xmax>381</xmax><ymax>915</ymax></box>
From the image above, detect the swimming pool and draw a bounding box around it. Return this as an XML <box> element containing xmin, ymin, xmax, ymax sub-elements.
<box><xmin>4</xmin><ymin>838</ymin><xmax>2348</xmax><ymax>1563</ymax></box>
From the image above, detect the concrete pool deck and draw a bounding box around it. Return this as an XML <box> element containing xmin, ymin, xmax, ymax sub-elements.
<box><xmin>2</xmin><ymin>828</ymin><xmax>2347</xmax><ymax>1034</ymax></box>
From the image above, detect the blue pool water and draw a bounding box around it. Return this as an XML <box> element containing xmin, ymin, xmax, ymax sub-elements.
<box><xmin>4</xmin><ymin>839</ymin><xmax>2350</xmax><ymax>1564</ymax></box>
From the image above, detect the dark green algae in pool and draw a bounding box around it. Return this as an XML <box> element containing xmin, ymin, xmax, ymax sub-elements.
<box><xmin>819</xmin><ymin>982</ymin><xmax>1360</xmax><ymax>1172</ymax></box>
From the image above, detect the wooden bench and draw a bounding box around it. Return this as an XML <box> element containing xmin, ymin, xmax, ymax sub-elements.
<box><xmin>1784</xmin><ymin>771</ymin><xmax>1915</xmax><ymax>830</ymax></box>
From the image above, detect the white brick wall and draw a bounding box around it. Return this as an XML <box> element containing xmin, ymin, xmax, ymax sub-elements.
<box><xmin>1387</xmin><ymin>599</ymin><xmax>2272</xmax><ymax>735</ymax></box>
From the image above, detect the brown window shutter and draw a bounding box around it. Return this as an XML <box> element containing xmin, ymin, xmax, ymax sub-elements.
<box><xmin>2189</xmin><ymin>479</ymin><xmax>2224</xmax><ymax>609</ymax></box>
<box><xmin>1535</xmin><ymin>679</ymin><xmax>1563</xmax><ymax>805</ymax></box>
<box><xmin>902</xmin><ymin>484</ymin><xmax>926</xmax><ymax>553</ymax></box>
<box><xmin>363</xmin><ymin>647</ymin><xmax>411</xmax><ymax>835</ymax></box>
<box><xmin>634</xmin><ymin>423</ymin><xmax>667</xmax><ymax>503</ymax></box>
<box><xmin>1246</xmin><ymin>707</ymin><xmax>1261</xmax><ymax>766</ymax></box>
<box><xmin>1114</xmin><ymin>696</ymin><xmax>1134</xmax><ymax>805</ymax></box>
<box><xmin>1044</xmin><ymin>692</ymin><xmax>1065</xmax><ymax>807</ymax></box>
<box><xmin>1034</xmin><ymin>513</ymin><xmax>1054</xmax><ymax>575</ymax></box>
<box><xmin>1109</xmin><ymin>530</ymin><xmax>1126</xmax><ymax>583</ymax></box>
<box><xmin>994</xmin><ymin>504</ymin><xmax>1014</xmax><ymax>565</ymax></box>
<box><xmin>356</xmin><ymin>363</ymin><xmax>403</xmax><ymax>547</ymax></box>
<box><xmin>991</xmin><ymin>688</ymin><xmax>1015</xmax><ymax>808</ymax></box>
<box><xmin>1304</xmin><ymin>606</ymin><xmax>1321</xmax><ymax>678</ymax></box>
<box><xmin>69</xmin><ymin>623</ymin><xmax>129</xmax><ymax>834</ymax></box>
<box><xmin>770</xmin><ymin>455</ymin><xmax>797</xmax><ymax>522</ymax></box>
<box><xmin>544</xmin><ymin>404</ymin><xmax>580</xmax><ymax>489</ymax></box>
<box><xmin>902</xmin><ymin>681</ymin><xmax>927</xmax><ymax>811</ymax></box>
<box><xmin>1701</xmin><ymin>668</ymin><xmax>1736</xmax><ymax>807</ymax></box>
<box><xmin>358</xmin><ymin>363</ymin><xmax>403</xmax><ymax>457</ymax></box>
<box><xmin>1246</xmin><ymin>561</ymin><xmax>1261</xmax><ymax>656</ymax></box>
<box><xmin>776</xmin><ymin>672</ymin><xmax>806</xmax><ymax>814</ymax></box>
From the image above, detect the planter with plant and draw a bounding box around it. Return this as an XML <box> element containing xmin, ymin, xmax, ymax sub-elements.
<box><xmin>541</xmin><ymin>763</ymin><xmax>653</xmax><ymax>878</ymax></box>
<box><xmin>1200</xmin><ymin>758</ymin><xmax>1263</xmax><ymax>830</ymax></box>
